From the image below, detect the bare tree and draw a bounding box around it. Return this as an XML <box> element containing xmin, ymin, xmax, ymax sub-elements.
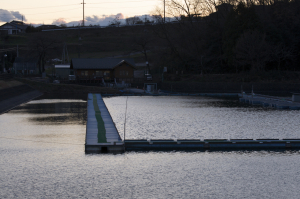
<box><xmin>235</xmin><ymin>30</ymin><xmax>270</xmax><ymax>71</ymax></box>
<box><xmin>125</xmin><ymin>16</ymin><xmax>143</xmax><ymax>25</ymax></box>
<box><xmin>270</xmin><ymin>43</ymin><xmax>293</xmax><ymax>71</ymax></box>
<box><xmin>27</xmin><ymin>33</ymin><xmax>61</xmax><ymax>74</ymax></box>
<box><xmin>109</xmin><ymin>17</ymin><xmax>121</xmax><ymax>27</ymax></box>
<box><xmin>151</xmin><ymin>0</ymin><xmax>220</xmax><ymax>73</ymax></box>
<box><xmin>131</xmin><ymin>28</ymin><xmax>153</xmax><ymax>73</ymax></box>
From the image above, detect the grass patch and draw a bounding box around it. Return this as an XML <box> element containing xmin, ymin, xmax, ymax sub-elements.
<box><xmin>92</xmin><ymin>94</ymin><xmax>107</xmax><ymax>143</ymax></box>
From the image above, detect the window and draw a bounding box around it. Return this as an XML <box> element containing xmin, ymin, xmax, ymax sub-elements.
<box><xmin>96</xmin><ymin>71</ymin><xmax>103</xmax><ymax>76</ymax></box>
<box><xmin>81</xmin><ymin>71</ymin><xmax>88</xmax><ymax>76</ymax></box>
<box><xmin>104</xmin><ymin>71</ymin><xmax>110</xmax><ymax>76</ymax></box>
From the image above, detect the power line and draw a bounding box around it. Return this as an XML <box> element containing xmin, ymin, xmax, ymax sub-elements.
<box><xmin>24</xmin><ymin>8</ymin><xmax>82</xmax><ymax>15</ymax></box>
<box><xmin>7</xmin><ymin>3</ymin><xmax>80</xmax><ymax>10</ymax></box>
<box><xmin>86</xmin><ymin>5</ymin><xmax>155</xmax><ymax>9</ymax></box>
<box><xmin>28</xmin><ymin>17</ymin><xmax>82</xmax><ymax>22</ymax></box>
<box><xmin>3</xmin><ymin>0</ymin><xmax>161</xmax><ymax>11</ymax></box>
<box><xmin>89</xmin><ymin>0</ymin><xmax>159</xmax><ymax>4</ymax></box>
<box><xmin>0</xmin><ymin>7</ymin><xmax>81</xmax><ymax>16</ymax></box>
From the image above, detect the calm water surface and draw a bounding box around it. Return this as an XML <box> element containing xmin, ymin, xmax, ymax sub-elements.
<box><xmin>0</xmin><ymin>96</ymin><xmax>300</xmax><ymax>198</ymax></box>
<box><xmin>104</xmin><ymin>96</ymin><xmax>300</xmax><ymax>139</ymax></box>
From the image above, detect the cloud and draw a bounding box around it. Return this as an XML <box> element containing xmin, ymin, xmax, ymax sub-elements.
<box><xmin>84</xmin><ymin>13</ymin><xmax>125</xmax><ymax>26</ymax></box>
<box><xmin>0</xmin><ymin>9</ymin><xmax>26</xmax><ymax>22</ymax></box>
<box><xmin>52</xmin><ymin>18</ymin><xmax>67</xmax><ymax>25</ymax></box>
<box><xmin>51</xmin><ymin>13</ymin><xmax>158</xmax><ymax>27</ymax></box>
<box><xmin>52</xmin><ymin>13</ymin><xmax>126</xmax><ymax>27</ymax></box>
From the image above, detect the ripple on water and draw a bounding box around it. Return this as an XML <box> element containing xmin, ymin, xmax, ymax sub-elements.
<box><xmin>0</xmin><ymin>97</ymin><xmax>300</xmax><ymax>198</ymax></box>
<box><xmin>104</xmin><ymin>96</ymin><xmax>300</xmax><ymax>140</ymax></box>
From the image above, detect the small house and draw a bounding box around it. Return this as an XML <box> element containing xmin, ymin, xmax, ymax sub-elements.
<box><xmin>0</xmin><ymin>21</ymin><xmax>28</xmax><ymax>35</ymax></box>
<box><xmin>55</xmin><ymin>64</ymin><xmax>72</xmax><ymax>79</ymax></box>
<box><xmin>70</xmin><ymin>58</ymin><xmax>136</xmax><ymax>81</ymax></box>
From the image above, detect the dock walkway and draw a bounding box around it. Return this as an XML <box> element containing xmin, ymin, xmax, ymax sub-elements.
<box><xmin>239</xmin><ymin>93</ymin><xmax>300</xmax><ymax>110</ymax></box>
<box><xmin>85</xmin><ymin>93</ymin><xmax>123</xmax><ymax>153</ymax></box>
<box><xmin>124</xmin><ymin>139</ymin><xmax>300</xmax><ymax>151</ymax></box>
<box><xmin>85</xmin><ymin>93</ymin><xmax>300</xmax><ymax>153</ymax></box>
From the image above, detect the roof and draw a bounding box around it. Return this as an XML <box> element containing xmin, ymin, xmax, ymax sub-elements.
<box><xmin>11</xmin><ymin>20</ymin><xmax>25</xmax><ymax>25</ymax></box>
<box><xmin>71</xmin><ymin>58</ymin><xmax>136</xmax><ymax>70</ymax></box>
<box><xmin>55</xmin><ymin>65</ymin><xmax>70</xmax><ymax>69</ymax></box>
<box><xmin>0</xmin><ymin>21</ymin><xmax>28</xmax><ymax>30</ymax></box>
<box><xmin>38</xmin><ymin>25</ymin><xmax>59</xmax><ymax>29</ymax></box>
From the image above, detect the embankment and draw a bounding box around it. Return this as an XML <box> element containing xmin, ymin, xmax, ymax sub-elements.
<box><xmin>0</xmin><ymin>83</ymin><xmax>43</xmax><ymax>114</ymax></box>
<box><xmin>0</xmin><ymin>77</ymin><xmax>123</xmax><ymax>114</ymax></box>
<box><xmin>16</xmin><ymin>78</ymin><xmax>121</xmax><ymax>95</ymax></box>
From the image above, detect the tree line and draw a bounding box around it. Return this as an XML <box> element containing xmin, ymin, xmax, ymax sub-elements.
<box><xmin>147</xmin><ymin>0</ymin><xmax>300</xmax><ymax>74</ymax></box>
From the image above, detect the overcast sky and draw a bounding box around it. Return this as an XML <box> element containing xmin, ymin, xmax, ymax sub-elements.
<box><xmin>0</xmin><ymin>0</ymin><xmax>161</xmax><ymax>26</ymax></box>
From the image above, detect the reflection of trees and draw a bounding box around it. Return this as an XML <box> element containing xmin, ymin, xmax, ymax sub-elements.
<box><xmin>12</xmin><ymin>102</ymin><xmax>87</xmax><ymax>125</ymax></box>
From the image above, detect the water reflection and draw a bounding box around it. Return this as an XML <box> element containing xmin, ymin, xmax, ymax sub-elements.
<box><xmin>1</xmin><ymin>96</ymin><xmax>300</xmax><ymax>198</ymax></box>
<box><xmin>182</xmin><ymin>96</ymin><xmax>251</xmax><ymax>108</ymax></box>
<box><xmin>28</xmin><ymin>115</ymin><xmax>86</xmax><ymax>125</ymax></box>
<box><xmin>36</xmin><ymin>92</ymin><xmax>88</xmax><ymax>101</ymax></box>
<box><xmin>9</xmin><ymin>100</ymin><xmax>87</xmax><ymax>125</ymax></box>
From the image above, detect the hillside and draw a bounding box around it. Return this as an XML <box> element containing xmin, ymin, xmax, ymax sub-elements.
<box><xmin>2</xmin><ymin>0</ymin><xmax>300</xmax><ymax>83</ymax></box>
<box><xmin>0</xmin><ymin>25</ymin><xmax>156</xmax><ymax>66</ymax></box>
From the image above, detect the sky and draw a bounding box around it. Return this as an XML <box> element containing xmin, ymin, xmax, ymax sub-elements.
<box><xmin>0</xmin><ymin>0</ymin><xmax>161</xmax><ymax>26</ymax></box>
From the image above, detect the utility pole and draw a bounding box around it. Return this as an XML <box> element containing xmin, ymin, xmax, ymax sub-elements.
<box><xmin>81</xmin><ymin>0</ymin><xmax>86</xmax><ymax>26</ymax></box>
<box><xmin>164</xmin><ymin>0</ymin><xmax>165</xmax><ymax>23</ymax></box>
<box><xmin>62</xmin><ymin>42</ymin><xmax>69</xmax><ymax>64</ymax></box>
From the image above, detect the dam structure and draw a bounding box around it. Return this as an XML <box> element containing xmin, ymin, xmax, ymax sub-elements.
<box><xmin>85</xmin><ymin>93</ymin><xmax>123</xmax><ymax>153</ymax></box>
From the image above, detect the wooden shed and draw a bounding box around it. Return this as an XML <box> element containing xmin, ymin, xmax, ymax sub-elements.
<box><xmin>70</xmin><ymin>58</ymin><xmax>136</xmax><ymax>81</ymax></box>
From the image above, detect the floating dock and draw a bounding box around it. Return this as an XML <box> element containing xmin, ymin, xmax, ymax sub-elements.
<box><xmin>85</xmin><ymin>93</ymin><xmax>123</xmax><ymax>153</ymax></box>
<box><xmin>124</xmin><ymin>139</ymin><xmax>300</xmax><ymax>151</ymax></box>
<box><xmin>239</xmin><ymin>93</ymin><xmax>300</xmax><ymax>110</ymax></box>
<box><xmin>85</xmin><ymin>93</ymin><xmax>300</xmax><ymax>153</ymax></box>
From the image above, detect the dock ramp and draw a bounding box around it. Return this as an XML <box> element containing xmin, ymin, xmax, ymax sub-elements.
<box><xmin>85</xmin><ymin>93</ymin><xmax>124</xmax><ymax>153</ymax></box>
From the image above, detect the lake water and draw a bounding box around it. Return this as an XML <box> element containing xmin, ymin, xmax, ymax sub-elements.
<box><xmin>0</xmin><ymin>96</ymin><xmax>300</xmax><ymax>198</ymax></box>
<box><xmin>104</xmin><ymin>96</ymin><xmax>300</xmax><ymax>140</ymax></box>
